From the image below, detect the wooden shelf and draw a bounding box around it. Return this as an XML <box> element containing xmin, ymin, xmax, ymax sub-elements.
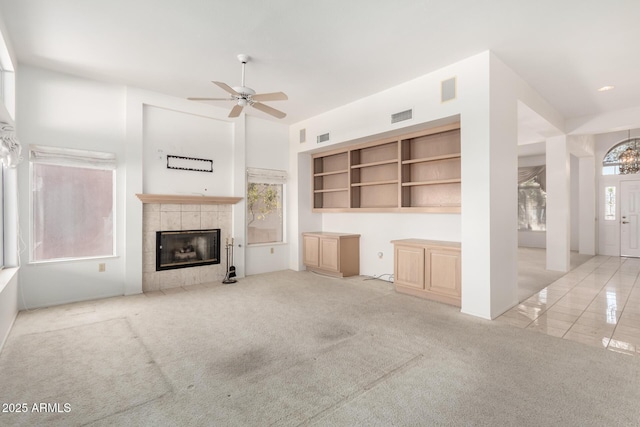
<box><xmin>351</xmin><ymin>159</ymin><xmax>398</xmax><ymax>169</ymax></box>
<box><xmin>352</xmin><ymin>180</ymin><xmax>399</xmax><ymax>187</ymax></box>
<box><xmin>401</xmin><ymin>153</ymin><xmax>461</xmax><ymax>165</ymax></box>
<box><xmin>136</xmin><ymin>194</ymin><xmax>243</xmax><ymax>204</ymax></box>
<box><xmin>402</xmin><ymin>178</ymin><xmax>461</xmax><ymax>187</ymax></box>
<box><xmin>314</xmin><ymin>169</ymin><xmax>348</xmax><ymax>177</ymax></box>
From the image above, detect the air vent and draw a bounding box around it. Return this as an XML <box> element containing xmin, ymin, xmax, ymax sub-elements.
<box><xmin>441</xmin><ymin>77</ymin><xmax>457</xmax><ymax>102</ymax></box>
<box><xmin>391</xmin><ymin>109</ymin><xmax>413</xmax><ymax>124</ymax></box>
<box><xmin>299</xmin><ymin>128</ymin><xmax>306</xmax><ymax>143</ymax></box>
<box><xmin>317</xmin><ymin>133</ymin><xmax>330</xmax><ymax>144</ymax></box>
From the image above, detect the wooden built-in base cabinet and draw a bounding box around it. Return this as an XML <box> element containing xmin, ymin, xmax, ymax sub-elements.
<box><xmin>303</xmin><ymin>232</ymin><xmax>360</xmax><ymax>277</ymax></box>
<box><xmin>392</xmin><ymin>239</ymin><xmax>461</xmax><ymax>306</ymax></box>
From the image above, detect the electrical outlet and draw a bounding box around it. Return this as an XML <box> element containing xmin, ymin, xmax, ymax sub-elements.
<box><xmin>98</xmin><ymin>263</ymin><xmax>106</xmax><ymax>272</ymax></box>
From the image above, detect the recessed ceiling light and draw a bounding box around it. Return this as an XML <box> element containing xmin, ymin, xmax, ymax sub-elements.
<box><xmin>598</xmin><ymin>85</ymin><xmax>615</xmax><ymax>92</ymax></box>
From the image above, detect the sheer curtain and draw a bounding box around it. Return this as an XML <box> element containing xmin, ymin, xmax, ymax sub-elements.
<box><xmin>518</xmin><ymin>165</ymin><xmax>546</xmax><ymax>231</ymax></box>
<box><xmin>518</xmin><ymin>165</ymin><xmax>545</xmax><ymax>191</ymax></box>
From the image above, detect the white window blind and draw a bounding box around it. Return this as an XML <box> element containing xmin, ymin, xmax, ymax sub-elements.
<box><xmin>246</xmin><ymin>167</ymin><xmax>287</xmax><ymax>184</ymax></box>
<box><xmin>30</xmin><ymin>145</ymin><xmax>116</xmax><ymax>262</ymax></box>
<box><xmin>30</xmin><ymin>144</ymin><xmax>116</xmax><ymax>170</ymax></box>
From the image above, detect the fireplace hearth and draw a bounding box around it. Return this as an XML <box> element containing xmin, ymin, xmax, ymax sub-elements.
<box><xmin>156</xmin><ymin>229</ymin><xmax>220</xmax><ymax>271</ymax></box>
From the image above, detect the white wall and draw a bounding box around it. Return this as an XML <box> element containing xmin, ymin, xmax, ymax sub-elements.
<box><xmin>245</xmin><ymin>115</ymin><xmax>290</xmax><ymax>275</ymax></box>
<box><xmin>16</xmin><ymin>65</ymin><xmax>128</xmax><ymax>309</ymax></box>
<box><xmin>142</xmin><ymin>106</ymin><xmax>233</xmax><ymax>195</ymax></box>
<box><xmin>322</xmin><ymin>213</ymin><xmax>461</xmax><ymax>278</ymax></box>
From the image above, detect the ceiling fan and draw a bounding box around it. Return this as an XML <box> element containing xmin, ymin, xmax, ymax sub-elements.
<box><xmin>188</xmin><ymin>54</ymin><xmax>288</xmax><ymax>119</ymax></box>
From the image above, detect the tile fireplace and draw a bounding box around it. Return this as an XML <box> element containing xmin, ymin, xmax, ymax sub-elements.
<box><xmin>141</xmin><ymin>201</ymin><xmax>235</xmax><ymax>292</ymax></box>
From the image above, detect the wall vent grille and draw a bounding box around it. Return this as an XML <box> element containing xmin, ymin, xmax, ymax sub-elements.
<box><xmin>299</xmin><ymin>128</ymin><xmax>306</xmax><ymax>143</ymax></box>
<box><xmin>441</xmin><ymin>77</ymin><xmax>457</xmax><ymax>102</ymax></box>
<box><xmin>391</xmin><ymin>109</ymin><xmax>413</xmax><ymax>124</ymax></box>
<box><xmin>317</xmin><ymin>133</ymin><xmax>330</xmax><ymax>144</ymax></box>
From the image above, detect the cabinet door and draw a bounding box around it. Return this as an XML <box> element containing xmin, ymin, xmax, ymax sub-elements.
<box><xmin>319</xmin><ymin>237</ymin><xmax>339</xmax><ymax>272</ymax></box>
<box><xmin>426</xmin><ymin>248</ymin><xmax>460</xmax><ymax>298</ymax></box>
<box><xmin>394</xmin><ymin>245</ymin><xmax>425</xmax><ymax>289</ymax></box>
<box><xmin>303</xmin><ymin>235</ymin><xmax>320</xmax><ymax>267</ymax></box>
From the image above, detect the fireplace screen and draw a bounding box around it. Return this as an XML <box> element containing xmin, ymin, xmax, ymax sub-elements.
<box><xmin>156</xmin><ymin>229</ymin><xmax>221</xmax><ymax>271</ymax></box>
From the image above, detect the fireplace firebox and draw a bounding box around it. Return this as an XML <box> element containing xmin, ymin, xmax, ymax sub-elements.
<box><xmin>156</xmin><ymin>229</ymin><xmax>221</xmax><ymax>271</ymax></box>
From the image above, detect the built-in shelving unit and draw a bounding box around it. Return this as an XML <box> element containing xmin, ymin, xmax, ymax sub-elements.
<box><xmin>311</xmin><ymin>123</ymin><xmax>461</xmax><ymax>213</ymax></box>
<box><xmin>313</xmin><ymin>151</ymin><xmax>350</xmax><ymax>209</ymax></box>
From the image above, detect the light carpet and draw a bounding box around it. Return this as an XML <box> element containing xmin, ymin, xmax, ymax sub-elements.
<box><xmin>0</xmin><ymin>270</ymin><xmax>639</xmax><ymax>426</ymax></box>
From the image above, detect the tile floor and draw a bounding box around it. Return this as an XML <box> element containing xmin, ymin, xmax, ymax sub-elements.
<box><xmin>498</xmin><ymin>255</ymin><xmax>640</xmax><ymax>356</ymax></box>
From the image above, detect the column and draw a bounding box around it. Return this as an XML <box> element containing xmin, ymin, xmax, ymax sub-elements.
<box><xmin>546</xmin><ymin>136</ymin><xmax>571</xmax><ymax>271</ymax></box>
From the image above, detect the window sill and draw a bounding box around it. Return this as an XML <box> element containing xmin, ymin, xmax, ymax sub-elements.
<box><xmin>247</xmin><ymin>242</ymin><xmax>288</xmax><ymax>248</ymax></box>
<box><xmin>28</xmin><ymin>255</ymin><xmax>120</xmax><ymax>266</ymax></box>
<box><xmin>0</xmin><ymin>267</ymin><xmax>19</xmax><ymax>294</ymax></box>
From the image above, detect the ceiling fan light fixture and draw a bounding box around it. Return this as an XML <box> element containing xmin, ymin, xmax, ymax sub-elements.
<box><xmin>188</xmin><ymin>54</ymin><xmax>287</xmax><ymax>119</ymax></box>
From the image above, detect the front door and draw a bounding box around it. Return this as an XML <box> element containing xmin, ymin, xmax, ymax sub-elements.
<box><xmin>620</xmin><ymin>180</ymin><xmax>640</xmax><ymax>257</ymax></box>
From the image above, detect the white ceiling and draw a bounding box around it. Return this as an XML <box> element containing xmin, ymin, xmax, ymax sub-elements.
<box><xmin>0</xmin><ymin>0</ymin><xmax>638</xmax><ymax>126</ymax></box>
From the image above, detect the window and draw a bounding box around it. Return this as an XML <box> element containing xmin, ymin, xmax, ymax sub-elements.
<box><xmin>518</xmin><ymin>166</ymin><xmax>546</xmax><ymax>231</ymax></box>
<box><xmin>604</xmin><ymin>186</ymin><xmax>616</xmax><ymax>220</ymax></box>
<box><xmin>602</xmin><ymin>137</ymin><xmax>640</xmax><ymax>175</ymax></box>
<box><xmin>30</xmin><ymin>145</ymin><xmax>116</xmax><ymax>262</ymax></box>
<box><xmin>246</xmin><ymin>168</ymin><xmax>286</xmax><ymax>245</ymax></box>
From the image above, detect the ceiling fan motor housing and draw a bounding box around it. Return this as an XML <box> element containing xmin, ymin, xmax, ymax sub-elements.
<box><xmin>233</xmin><ymin>86</ymin><xmax>255</xmax><ymax>97</ymax></box>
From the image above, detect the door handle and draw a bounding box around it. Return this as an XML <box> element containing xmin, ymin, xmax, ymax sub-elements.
<box><xmin>623</xmin><ymin>221</ymin><xmax>630</xmax><ymax>224</ymax></box>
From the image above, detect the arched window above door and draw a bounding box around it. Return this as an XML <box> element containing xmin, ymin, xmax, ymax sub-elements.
<box><xmin>603</xmin><ymin>137</ymin><xmax>640</xmax><ymax>175</ymax></box>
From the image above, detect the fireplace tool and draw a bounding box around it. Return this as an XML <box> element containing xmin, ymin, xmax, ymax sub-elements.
<box><xmin>223</xmin><ymin>237</ymin><xmax>237</xmax><ymax>284</ymax></box>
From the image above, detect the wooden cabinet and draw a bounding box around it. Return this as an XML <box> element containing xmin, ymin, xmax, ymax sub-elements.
<box><xmin>302</xmin><ymin>232</ymin><xmax>360</xmax><ymax>277</ymax></box>
<box><xmin>311</xmin><ymin>122</ymin><xmax>460</xmax><ymax>213</ymax></box>
<box><xmin>392</xmin><ymin>239</ymin><xmax>461</xmax><ymax>306</ymax></box>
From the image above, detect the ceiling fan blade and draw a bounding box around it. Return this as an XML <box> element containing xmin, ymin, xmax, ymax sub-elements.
<box><xmin>188</xmin><ymin>97</ymin><xmax>235</xmax><ymax>101</ymax></box>
<box><xmin>252</xmin><ymin>102</ymin><xmax>286</xmax><ymax>119</ymax></box>
<box><xmin>251</xmin><ymin>92</ymin><xmax>288</xmax><ymax>102</ymax></box>
<box><xmin>228</xmin><ymin>104</ymin><xmax>244</xmax><ymax>118</ymax></box>
<box><xmin>213</xmin><ymin>81</ymin><xmax>240</xmax><ymax>96</ymax></box>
